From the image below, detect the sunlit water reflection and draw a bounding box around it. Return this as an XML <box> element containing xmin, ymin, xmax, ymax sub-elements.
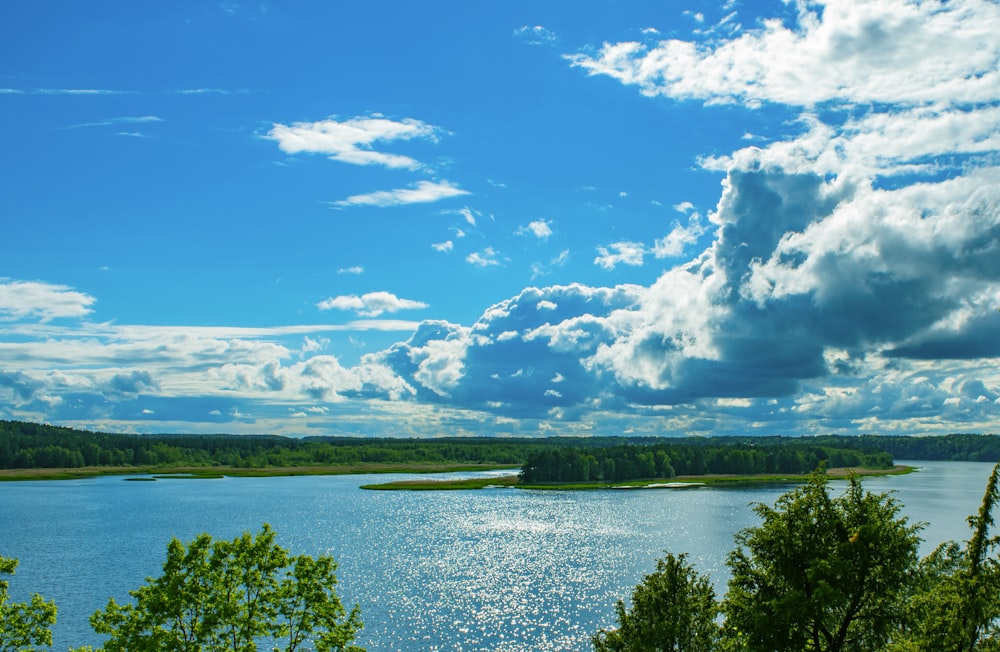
<box><xmin>0</xmin><ymin>460</ymin><xmax>995</xmax><ymax>651</ymax></box>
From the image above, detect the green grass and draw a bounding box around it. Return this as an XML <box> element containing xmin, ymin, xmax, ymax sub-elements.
<box><xmin>360</xmin><ymin>465</ymin><xmax>915</xmax><ymax>491</ymax></box>
<box><xmin>360</xmin><ymin>475</ymin><xmax>520</xmax><ymax>490</ymax></box>
<box><xmin>0</xmin><ymin>463</ymin><xmax>521</xmax><ymax>482</ymax></box>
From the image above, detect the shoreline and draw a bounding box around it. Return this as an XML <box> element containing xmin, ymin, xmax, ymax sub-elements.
<box><xmin>0</xmin><ymin>463</ymin><xmax>915</xmax><ymax>486</ymax></box>
<box><xmin>0</xmin><ymin>462</ymin><xmax>521</xmax><ymax>482</ymax></box>
<box><xmin>360</xmin><ymin>465</ymin><xmax>915</xmax><ymax>490</ymax></box>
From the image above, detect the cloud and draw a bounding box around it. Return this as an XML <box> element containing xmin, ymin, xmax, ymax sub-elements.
<box><xmin>566</xmin><ymin>0</ymin><xmax>1000</xmax><ymax>108</ymax></box>
<box><xmin>337</xmin><ymin>266</ymin><xmax>364</xmax><ymax>275</ymax></box>
<box><xmin>0</xmin><ymin>371</ymin><xmax>44</xmax><ymax>403</ymax></box>
<box><xmin>5</xmin><ymin>1</ymin><xmax>999</xmax><ymax>438</ymax></box>
<box><xmin>514</xmin><ymin>25</ymin><xmax>557</xmax><ymax>46</ymax></box>
<box><xmin>0</xmin><ymin>280</ymin><xmax>96</xmax><ymax>321</ymax></box>
<box><xmin>594</xmin><ymin>242</ymin><xmax>646</xmax><ymax>269</ymax></box>
<box><xmin>175</xmin><ymin>88</ymin><xmax>245</xmax><ymax>95</ymax></box>
<box><xmin>12</xmin><ymin>88</ymin><xmax>133</xmax><ymax>95</ymax></box>
<box><xmin>432</xmin><ymin>241</ymin><xmax>454</xmax><ymax>253</ymax></box>
<box><xmin>333</xmin><ymin>91</ymin><xmax>998</xmax><ymax>432</ymax></box>
<box><xmin>531</xmin><ymin>249</ymin><xmax>570</xmax><ymax>279</ymax></box>
<box><xmin>333</xmin><ymin>180</ymin><xmax>469</xmax><ymax>208</ymax></box>
<box><xmin>654</xmin><ymin>212</ymin><xmax>706</xmax><ymax>258</ymax></box>
<box><xmin>362</xmin><ymin>285</ymin><xmax>642</xmax><ymax>414</ymax></box>
<box><xmin>466</xmin><ymin>247</ymin><xmax>502</xmax><ymax>267</ymax></box>
<box><xmin>453</xmin><ymin>207</ymin><xmax>480</xmax><ymax>226</ymax></box>
<box><xmin>296</xmin><ymin>356</ymin><xmax>361</xmax><ymax>400</ymax></box>
<box><xmin>0</xmin><ymin>312</ymin><xmax>426</xmax><ymax>429</ymax></box>
<box><xmin>64</xmin><ymin>116</ymin><xmax>164</xmax><ymax>129</ymax></box>
<box><xmin>109</xmin><ymin>370</ymin><xmax>159</xmax><ymax>395</ymax></box>
<box><xmin>317</xmin><ymin>292</ymin><xmax>429</xmax><ymax>317</ymax></box>
<box><xmin>516</xmin><ymin>219</ymin><xmax>553</xmax><ymax>240</ymax></box>
<box><xmin>267</xmin><ymin>115</ymin><xmax>444</xmax><ymax>170</ymax></box>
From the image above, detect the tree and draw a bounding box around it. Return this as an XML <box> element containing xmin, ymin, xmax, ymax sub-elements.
<box><xmin>722</xmin><ymin>471</ymin><xmax>921</xmax><ymax>651</ymax></box>
<box><xmin>592</xmin><ymin>553</ymin><xmax>719</xmax><ymax>652</ymax></box>
<box><xmin>0</xmin><ymin>555</ymin><xmax>57</xmax><ymax>652</ymax></box>
<box><xmin>86</xmin><ymin>524</ymin><xmax>364</xmax><ymax>652</ymax></box>
<box><xmin>892</xmin><ymin>463</ymin><xmax>1000</xmax><ymax>651</ymax></box>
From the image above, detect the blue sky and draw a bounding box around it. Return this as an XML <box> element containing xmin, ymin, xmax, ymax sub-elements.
<box><xmin>2</xmin><ymin>0</ymin><xmax>999</xmax><ymax>438</ymax></box>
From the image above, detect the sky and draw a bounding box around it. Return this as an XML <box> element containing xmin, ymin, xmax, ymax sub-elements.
<box><xmin>1</xmin><ymin>0</ymin><xmax>999</xmax><ymax>439</ymax></box>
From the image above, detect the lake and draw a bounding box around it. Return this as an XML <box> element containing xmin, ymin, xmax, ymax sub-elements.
<box><xmin>1</xmin><ymin>460</ymin><xmax>996</xmax><ymax>651</ymax></box>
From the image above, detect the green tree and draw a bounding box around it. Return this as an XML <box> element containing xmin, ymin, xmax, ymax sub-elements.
<box><xmin>892</xmin><ymin>463</ymin><xmax>1000</xmax><ymax>651</ymax></box>
<box><xmin>0</xmin><ymin>556</ymin><xmax>57</xmax><ymax>651</ymax></box>
<box><xmin>86</xmin><ymin>524</ymin><xmax>364</xmax><ymax>652</ymax></box>
<box><xmin>592</xmin><ymin>553</ymin><xmax>719</xmax><ymax>652</ymax></box>
<box><xmin>722</xmin><ymin>471</ymin><xmax>921</xmax><ymax>651</ymax></box>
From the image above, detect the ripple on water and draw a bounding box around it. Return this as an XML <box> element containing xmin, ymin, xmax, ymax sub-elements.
<box><xmin>1</xmin><ymin>463</ymin><xmax>996</xmax><ymax>651</ymax></box>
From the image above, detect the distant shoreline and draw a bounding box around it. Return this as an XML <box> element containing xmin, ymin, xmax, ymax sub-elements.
<box><xmin>360</xmin><ymin>465</ymin><xmax>915</xmax><ymax>490</ymax></box>
<box><xmin>0</xmin><ymin>463</ymin><xmax>520</xmax><ymax>482</ymax></box>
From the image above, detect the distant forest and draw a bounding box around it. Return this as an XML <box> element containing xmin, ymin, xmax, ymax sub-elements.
<box><xmin>0</xmin><ymin>420</ymin><xmax>540</xmax><ymax>471</ymax></box>
<box><xmin>1</xmin><ymin>420</ymin><xmax>997</xmax><ymax>479</ymax></box>
<box><xmin>517</xmin><ymin>440</ymin><xmax>894</xmax><ymax>483</ymax></box>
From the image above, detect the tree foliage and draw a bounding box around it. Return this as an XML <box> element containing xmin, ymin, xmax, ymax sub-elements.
<box><xmin>519</xmin><ymin>441</ymin><xmax>893</xmax><ymax>484</ymax></box>
<box><xmin>722</xmin><ymin>471</ymin><xmax>922</xmax><ymax>651</ymax></box>
<box><xmin>85</xmin><ymin>524</ymin><xmax>364</xmax><ymax>652</ymax></box>
<box><xmin>592</xmin><ymin>553</ymin><xmax>719</xmax><ymax>652</ymax></box>
<box><xmin>0</xmin><ymin>419</ymin><xmax>543</xmax><ymax>471</ymax></box>
<box><xmin>892</xmin><ymin>463</ymin><xmax>1000</xmax><ymax>651</ymax></box>
<box><xmin>0</xmin><ymin>556</ymin><xmax>57</xmax><ymax>652</ymax></box>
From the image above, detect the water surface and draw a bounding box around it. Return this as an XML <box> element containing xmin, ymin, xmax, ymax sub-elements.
<box><xmin>0</xmin><ymin>460</ymin><xmax>995</xmax><ymax>651</ymax></box>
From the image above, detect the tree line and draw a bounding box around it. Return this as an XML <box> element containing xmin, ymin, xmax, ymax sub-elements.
<box><xmin>857</xmin><ymin>433</ymin><xmax>1000</xmax><ymax>463</ymax></box>
<box><xmin>1</xmin><ymin>420</ymin><xmax>997</xmax><ymax>476</ymax></box>
<box><xmin>0</xmin><ymin>420</ymin><xmax>545</xmax><ymax>471</ymax></box>
<box><xmin>518</xmin><ymin>441</ymin><xmax>894</xmax><ymax>483</ymax></box>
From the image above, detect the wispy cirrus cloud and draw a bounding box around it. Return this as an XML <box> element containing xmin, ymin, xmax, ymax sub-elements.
<box><xmin>337</xmin><ymin>266</ymin><xmax>364</xmax><ymax>275</ymax></box>
<box><xmin>514</xmin><ymin>25</ymin><xmax>557</xmax><ymax>46</ymax></box>
<box><xmin>317</xmin><ymin>292</ymin><xmax>429</xmax><ymax>317</ymax></box>
<box><xmin>0</xmin><ymin>88</ymin><xmax>133</xmax><ymax>95</ymax></box>
<box><xmin>174</xmin><ymin>88</ymin><xmax>249</xmax><ymax>95</ymax></box>
<box><xmin>267</xmin><ymin>115</ymin><xmax>444</xmax><ymax>170</ymax></box>
<box><xmin>63</xmin><ymin>115</ymin><xmax>164</xmax><ymax>129</ymax></box>
<box><xmin>332</xmin><ymin>180</ymin><xmax>469</xmax><ymax>208</ymax></box>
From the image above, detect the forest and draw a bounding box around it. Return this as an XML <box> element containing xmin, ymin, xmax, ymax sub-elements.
<box><xmin>1</xmin><ymin>420</ymin><xmax>998</xmax><ymax>478</ymax></box>
<box><xmin>0</xmin><ymin>420</ymin><xmax>541</xmax><ymax>471</ymax></box>
<box><xmin>517</xmin><ymin>440</ymin><xmax>894</xmax><ymax>483</ymax></box>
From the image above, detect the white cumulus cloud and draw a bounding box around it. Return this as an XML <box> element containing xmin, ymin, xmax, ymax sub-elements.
<box><xmin>267</xmin><ymin>115</ymin><xmax>443</xmax><ymax>170</ymax></box>
<box><xmin>517</xmin><ymin>219</ymin><xmax>553</xmax><ymax>240</ymax></box>
<box><xmin>567</xmin><ymin>0</ymin><xmax>1000</xmax><ymax>108</ymax></box>
<box><xmin>317</xmin><ymin>292</ymin><xmax>429</xmax><ymax>317</ymax></box>
<box><xmin>0</xmin><ymin>280</ymin><xmax>96</xmax><ymax>322</ymax></box>
<box><xmin>594</xmin><ymin>242</ymin><xmax>646</xmax><ymax>269</ymax></box>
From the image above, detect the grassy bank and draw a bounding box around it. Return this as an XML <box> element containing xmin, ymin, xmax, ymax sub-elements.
<box><xmin>361</xmin><ymin>465</ymin><xmax>914</xmax><ymax>490</ymax></box>
<box><xmin>0</xmin><ymin>463</ymin><xmax>520</xmax><ymax>482</ymax></box>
